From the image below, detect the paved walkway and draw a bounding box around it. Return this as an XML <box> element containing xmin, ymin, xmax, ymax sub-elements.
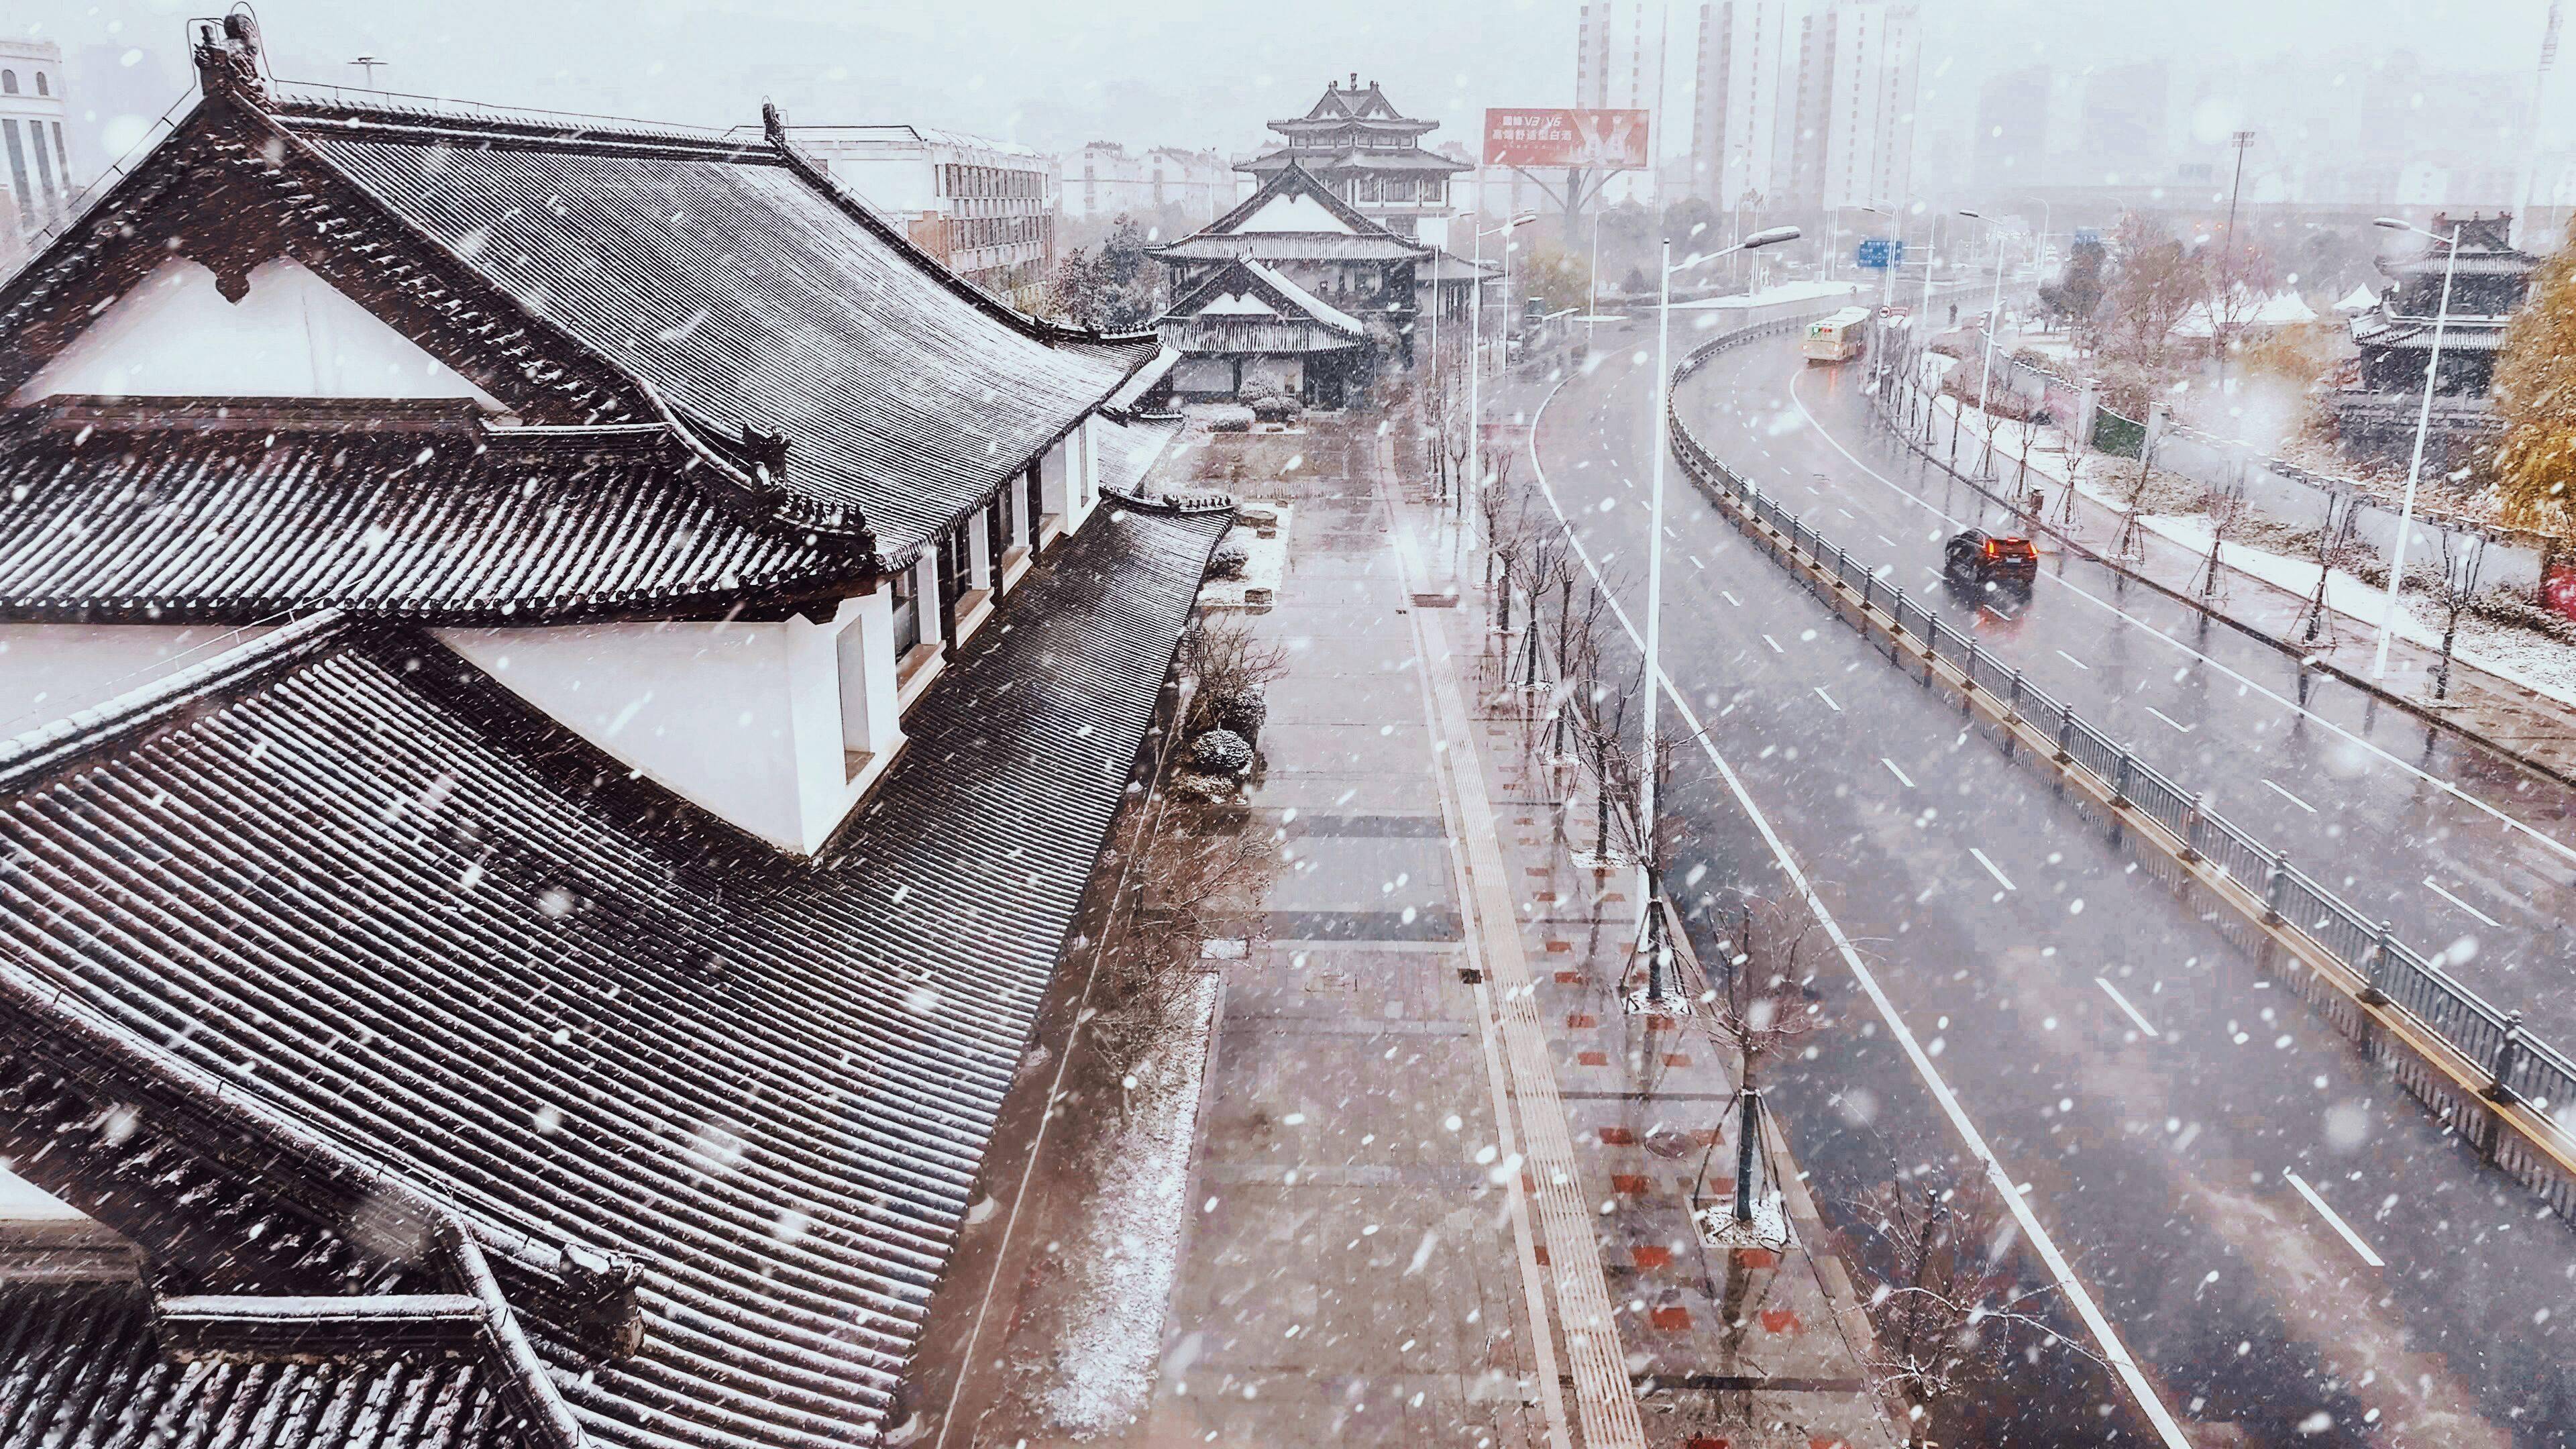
<box><xmin>983</xmin><ymin>408</ymin><xmax>1904</xmax><ymax>1449</ymax></box>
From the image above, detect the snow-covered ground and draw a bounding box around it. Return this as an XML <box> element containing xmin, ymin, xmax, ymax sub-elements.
<box><xmin>1038</xmin><ymin>970</ymin><xmax>1220</xmax><ymax>1436</ymax></box>
<box><xmin>1197</xmin><ymin>503</ymin><xmax>1293</xmax><ymax>610</ymax></box>
<box><xmin>1917</xmin><ymin>388</ymin><xmax>2576</xmax><ymax>708</ymax></box>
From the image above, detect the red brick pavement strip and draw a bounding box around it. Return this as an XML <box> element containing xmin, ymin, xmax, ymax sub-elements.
<box><xmin>1456</xmin><ymin>641</ymin><xmax>1907</xmax><ymax>1448</ymax></box>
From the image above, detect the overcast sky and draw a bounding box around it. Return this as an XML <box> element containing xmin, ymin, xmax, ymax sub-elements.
<box><xmin>11</xmin><ymin>0</ymin><xmax>2568</xmax><ymax>178</ymax></box>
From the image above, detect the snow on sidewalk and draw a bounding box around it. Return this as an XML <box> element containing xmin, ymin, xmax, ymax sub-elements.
<box><xmin>1038</xmin><ymin>971</ymin><xmax>1221</xmax><ymax>1437</ymax></box>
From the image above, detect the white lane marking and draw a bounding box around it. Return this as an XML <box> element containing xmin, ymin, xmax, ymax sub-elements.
<box><xmin>1721</xmin><ymin>590</ymin><xmax>1743</xmax><ymax>607</ymax></box>
<box><xmin>1780</xmin><ymin>366</ymin><xmax>2576</xmax><ymax>873</ymax></box>
<box><xmin>1969</xmin><ymin>847</ymin><xmax>2018</xmax><ymax>892</ymax></box>
<box><xmin>1836</xmin><ymin>506</ymin><xmax>1858</xmax><ymax>520</ymax></box>
<box><xmin>1690</xmin><ymin>554</ymin><xmax>1706</xmax><ymax>571</ymax></box>
<box><xmin>2056</xmin><ymin>649</ymin><xmax>2092</xmax><ymax>672</ymax></box>
<box><xmin>1815</xmin><ymin>686</ymin><xmax>1843</xmax><ymax>712</ymax></box>
<box><xmin>1882</xmin><ymin>757</ymin><xmax>1917</xmax><ymax>788</ymax></box>
<box><xmin>2262</xmin><ymin>778</ymin><xmax>2318</xmax><ymax>814</ymax></box>
<box><xmin>2422</xmin><ymin>877</ymin><xmax>2502</xmax><ymax>928</ymax></box>
<box><xmin>2284</xmin><ymin>1171</ymin><xmax>2385</xmax><ymax>1269</ymax></box>
<box><xmin>2145</xmin><ymin>706</ymin><xmax>2195</xmax><ymax>735</ymax></box>
<box><xmin>2096</xmin><ymin>978</ymin><xmax>2162</xmax><ymax>1038</ymax></box>
<box><xmin>1762</xmin><ymin>633</ymin><xmax>1786</xmax><ymax>654</ymax></box>
<box><xmin>1527</xmin><ymin>379</ymin><xmax>2196</xmax><ymax>1449</ymax></box>
<box><xmin>1878</xmin><ymin>533</ymin><xmax>1899</xmax><ymax>549</ymax></box>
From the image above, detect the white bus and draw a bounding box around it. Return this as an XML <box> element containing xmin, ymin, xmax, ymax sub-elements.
<box><xmin>1803</xmin><ymin>306</ymin><xmax>1872</xmax><ymax>364</ymax></box>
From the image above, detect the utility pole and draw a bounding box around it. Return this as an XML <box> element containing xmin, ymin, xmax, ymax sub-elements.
<box><xmin>2217</xmin><ymin>129</ymin><xmax>2255</xmax><ymax>394</ymax></box>
<box><xmin>351</xmin><ymin>55</ymin><xmax>387</xmax><ymax>88</ymax></box>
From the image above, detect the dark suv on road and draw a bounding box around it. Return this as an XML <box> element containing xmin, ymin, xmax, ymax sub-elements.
<box><xmin>1945</xmin><ymin>529</ymin><xmax>2039</xmax><ymax>589</ymax></box>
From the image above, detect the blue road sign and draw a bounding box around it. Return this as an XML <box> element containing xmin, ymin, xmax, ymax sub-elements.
<box><xmin>1856</xmin><ymin>237</ymin><xmax>1907</xmax><ymax>269</ymax></box>
<box><xmin>2074</xmin><ymin>227</ymin><xmax>2103</xmax><ymax>247</ymax></box>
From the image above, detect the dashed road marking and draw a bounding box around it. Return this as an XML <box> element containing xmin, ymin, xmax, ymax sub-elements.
<box><xmin>1969</xmin><ymin>847</ymin><xmax>2017</xmax><ymax>892</ymax></box>
<box><xmin>1814</xmin><ymin>686</ymin><xmax>1842</xmax><ymax>712</ymax></box>
<box><xmin>2096</xmin><ymin>977</ymin><xmax>2161</xmax><ymax>1038</ymax></box>
<box><xmin>2056</xmin><ymin>649</ymin><xmax>2091</xmax><ymax>672</ymax></box>
<box><xmin>1762</xmin><ymin>633</ymin><xmax>1785</xmax><ymax>654</ymax></box>
<box><xmin>1882</xmin><ymin>757</ymin><xmax>1915</xmax><ymax>788</ymax></box>
<box><xmin>2145</xmin><ymin>706</ymin><xmax>2195</xmax><ymax>734</ymax></box>
<box><xmin>1525</xmin><ymin>380</ymin><xmax>2195</xmax><ymax>1449</ymax></box>
<box><xmin>2422</xmin><ymin>877</ymin><xmax>2501</xmax><ymax>928</ymax></box>
<box><xmin>2262</xmin><ymin>778</ymin><xmax>2318</xmax><ymax>814</ymax></box>
<box><xmin>2285</xmin><ymin>1171</ymin><xmax>2384</xmax><ymax>1269</ymax></box>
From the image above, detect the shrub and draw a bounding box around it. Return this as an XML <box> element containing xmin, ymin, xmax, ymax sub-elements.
<box><xmin>1169</xmin><ymin>769</ymin><xmax>1241</xmax><ymax>802</ymax></box>
<box><xmin>1188</xmin><ymin>728</ymin><xmax>1254</xmax><ymax>777</ymax></box>
<box><xmin>1249</xmin><ymin>392</ymin><xmax>1305</xmax><ymax>424</ymax></box>
<box><xmin>1208</xmin><ymin>687</ymin><xmax>1267</xmax><ymax>741</ymax></box>
<box><xmin>1205</xmin><ymin>405</ymin><xmax>1254</xmax><ymax>433</ymax></box>
<box><xmin>1207</xmin><ymin>535</ymin><xmax>1252</xmax><ymax>580</ymax></box>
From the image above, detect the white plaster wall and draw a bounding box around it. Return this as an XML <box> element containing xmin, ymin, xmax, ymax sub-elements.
<box><xmin>0</xmin><ymin>624</ymin><xmax>275</xmax><ymax>737</ymax></box>
<box><xmin>435</xmin><ymin>623</ymin><xmax>810</xmax><ymax>851</ymax></box>
<box><xmin>1040</xmin><ymin>437</ymin><xmax>1070</xmax><ymax>522</ymax></box>
<box><xmin>15</xmin><ymin>256</ymin><xmax>504</xmax><ymax>407</ymax></box>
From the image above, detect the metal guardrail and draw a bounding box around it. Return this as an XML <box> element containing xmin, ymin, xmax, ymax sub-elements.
<box><xmin>1662</xmin><ymin>314</ymin><xmax>2576</xmax><ymax>1216</ymax></box>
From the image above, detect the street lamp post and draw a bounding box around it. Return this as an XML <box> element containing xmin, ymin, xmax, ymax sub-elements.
<box><xmin>1959</xmin><ymin>209</ymin><xmax>2008</xmax><ymax>474</ymax></box>
<box><xmin>1468</xmin><ymin>211</ymin><xmax>1540</xmax><ymax>519</ymax></box>
<box><xmin>2369</xmin><ymin>215</ymin><xmax>2465</xmax><ymax>681</ymax></box>
<box><xmin>1856</xmin><ymin>203</ymin><xmax>1902</xmax><ymax>390</ymax></box>
<box><xmin>1587</xmin><ymin>205</ymin><xmax>1605</xmax><ymax>351</ymax></box>
<box><xmin>1632</xmin><ymin>222</ymin><xmax>1802</xmax><ymax>1011</ymax></box>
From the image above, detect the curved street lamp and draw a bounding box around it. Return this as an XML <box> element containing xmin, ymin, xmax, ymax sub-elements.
<box><xmin>1632</xmin><ymin>222</ymin><xmax>1801</xmax><ymax>1012</ymax></box>
<box><xmin>2367</xmin><ymin>215</ymin><xmax>2465</xmax><ymax>681</ymax></box>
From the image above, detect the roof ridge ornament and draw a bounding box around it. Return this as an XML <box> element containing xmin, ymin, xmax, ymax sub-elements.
<box><xmin>193</xmin><ymin>9</ymin><xmax>268</xmax><ymax>102</ymax></box>
<box><xmin>762</xmin><ymin>99</ymin><xmax>787</xmax><ymax>150</ymax></box>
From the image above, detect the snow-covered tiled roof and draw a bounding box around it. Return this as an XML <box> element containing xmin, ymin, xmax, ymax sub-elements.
<box><xmin>269</xmin><ymin>95</ymin><xmax>1152</xmax><ymax>553</ymax></box>
<box><xmin>1150</xmin><ymin>160</ymin><xmax>1426</xmax><ymax>266</ymax></box>
<box><xmin>0</xmin><ymin>82</ymin><xmax>1158</xmax><ymax>597</ymax></box>
<box><xmin>0</xmin><ymin>498</ymin><xmax>1231</xmax><ymax>1448</ymax></box>
<box><xmin>1242</xmin><ymin>259</ymin><xmax>1368</xmax><ymax>335</ymax></box>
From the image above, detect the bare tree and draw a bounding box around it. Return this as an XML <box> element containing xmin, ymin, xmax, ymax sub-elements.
<box><xmin>1513</xmin><ymin>526</ymin><xmax>1573</xmax><ymax>694</ymax></box>
<box><xmin>1845</xmin><ymin>1166</ymin><xmax>2095</xmax><ymax>1447</ymax></box>
<box><xmin>2431</xmin><ymin>525</ymin><xmax>2491</xmax><ymax>700</ymax></box>
<box><xmin>2192</xmin><ymin>482</ymin><xmax>2253</xmax><ymax>600</ymax></box>
<box><xmin>1180</xmin><ymin>616</ymin><xmax>1289</xmax><ymax>735</ymax></box>
<box><xmin>1479</xmin><ymin>476</ymin><xmax>1534</xmax><ymax>643</ymax></box>
<box><xmin>1688</xmin><ymin>899</ymin><xmax>1823</xmax><ymax>1233</ymax></box>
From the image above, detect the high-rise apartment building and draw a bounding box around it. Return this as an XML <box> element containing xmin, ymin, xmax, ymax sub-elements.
<box><xmin>1688</xmin><ymin>1</ymin><xmax>1790</xmax><ymax>206</ymax></box>
<box><xmin>1576</xmin><ymin>1</ymin><xmax>1670</xmax><ymax>202</ymax></box>
<box><xmin>1577</xmin><ymin>1</ymin><xmax>1670</xmax><ymax>113</ymax></box>
<box><xmin>1</xmin><ymin>40</ymin><xmax>73</xmax><ymax>273</ymax></box>
<box><xmin>1778</xmin><ymin>0</ymin><xmax>1917</xmax><ymax>211</ymax></box>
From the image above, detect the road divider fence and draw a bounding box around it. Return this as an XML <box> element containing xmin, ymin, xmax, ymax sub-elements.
<box><xmin>1664</xmin><ymin>313</ymin><xmax>2576</xmax><ymax>1225</ymax></box>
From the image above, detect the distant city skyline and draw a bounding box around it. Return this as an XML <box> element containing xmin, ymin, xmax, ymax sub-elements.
<box><xmin>7</xmin><ymin>0</ymin><xmax>2571</xmax><ymax>208</ymax></box>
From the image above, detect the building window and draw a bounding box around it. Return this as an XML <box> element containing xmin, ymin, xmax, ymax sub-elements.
<box><xmin>1</xmin><ymin>71</ymin><xmax>15</xmax><ymax>95</ymax></box>
<box><xmin>34</xmin><ymin>72</ymin><xmax>46</xmax><ymax>97</ymax></box>
<box><xmin>891</xmin><ymin>566</ymin><xmax>921</xmax><ymax>655</ymax></box>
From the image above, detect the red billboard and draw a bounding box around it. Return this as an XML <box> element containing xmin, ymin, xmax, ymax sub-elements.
<box><xmin>1482</xmin><ymin>108</ymin><xmax>1651</xmax><ymax>170</ymax></box>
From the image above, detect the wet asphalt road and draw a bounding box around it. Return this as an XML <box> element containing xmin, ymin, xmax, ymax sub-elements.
<box><xmin>1676</xmin><ymin>330</ymin><xmax>2576</xmax><ymax>1051</ymax></box>
<box><xmin>1514</xmin><ymin>325</ymin><xmax>2576</xmax><ymax>1446</ymax></box>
